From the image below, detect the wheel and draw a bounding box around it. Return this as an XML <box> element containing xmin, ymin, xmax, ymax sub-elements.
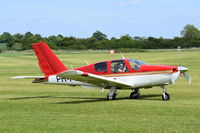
<box><xmin>162</xmin><ymin>92</ymin><xmax>170</xmax><ymax>101</ymax></box>
<box><xmin>107</xmin><ymin>93</ymin><xmax>117</xmax><ymax>100</ymax></box>
<box><xmin>130</xmin><ymin>91</ymin><xmax>139</xmax><ymax>99</ymax></box>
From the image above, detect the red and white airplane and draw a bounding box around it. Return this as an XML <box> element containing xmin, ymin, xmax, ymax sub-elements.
<box><xmin>12</xmin><ymin>41</ymin><xmax>191</xmax><ymax>100</ymax></box>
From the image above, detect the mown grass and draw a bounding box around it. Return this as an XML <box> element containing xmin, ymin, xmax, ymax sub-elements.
<box><xmin>0</xmin><ymin>50</ymin><xmax>200</xmax><ymax>133</ymax></box>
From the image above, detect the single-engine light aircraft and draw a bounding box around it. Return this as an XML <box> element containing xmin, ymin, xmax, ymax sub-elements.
<box><xmin>12</xmin><ymin>41</ymin><xmax>191</xmax><ymax>101</ymax></box>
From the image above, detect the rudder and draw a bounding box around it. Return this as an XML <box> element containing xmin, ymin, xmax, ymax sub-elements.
<box><xmin>32</xmin><ymin>41</ymin><xmax>67</xmax><ymax>76</ymax></box>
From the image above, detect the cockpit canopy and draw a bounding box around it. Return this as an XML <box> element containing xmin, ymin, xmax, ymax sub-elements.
<box><xmin>94</xmin><ymin>59</ymin><xmax>147</xmax><ymax>74</ymax></box>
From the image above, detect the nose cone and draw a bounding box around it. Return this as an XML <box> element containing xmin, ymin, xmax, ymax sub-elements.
<box><xmin>178</xmin><ymin>66</ymin><xmax>189</xmax><ymax>72</ymax></box>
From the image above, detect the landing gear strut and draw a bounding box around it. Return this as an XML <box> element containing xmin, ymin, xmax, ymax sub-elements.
<box><xmin>107</xmin><ymin>86</ymin><xmax>117</xmax><ymax>100</ymax></box>
<box><xmin>130</xmin><ymin>88</ymin><xmax>140</xmax><ymax>99</ymax></box>
<box><xmin>161</xmin><ymin>85</ymin><xmax>170</xmax><ymax>101</ymax></box>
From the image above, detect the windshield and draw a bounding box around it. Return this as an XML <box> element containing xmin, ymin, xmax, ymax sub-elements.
<box><xmin>128</xmin><ymin>59</ymin><xmax>147</xmax><ymax>71</ymax></box>
<box><xmin>129</xmin><ymin>59</ymin><xmax>147</xmax><ymax>65</ymax></box>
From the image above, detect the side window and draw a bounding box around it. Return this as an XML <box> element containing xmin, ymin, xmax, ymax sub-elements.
<box><xmin>129</xmin><ymin>60</ymin><xmax>140</xmax><ymax>71</ymax></box>
<box><xmin>94</xmin><ymin>62</ymin><xmax>107</xmax><ymax>73</ymax></box>
<box><xmin>111</xmin><ymin>60</ymin><xmax>128</xmax><ymax>73</ymax></box>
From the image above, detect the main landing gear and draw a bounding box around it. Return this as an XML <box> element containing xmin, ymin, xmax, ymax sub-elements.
<box><xmin>106</xmin><ymin>87</ymin><xmax>140</xmax><ymax>100</ymax></box>
<box><xmin>107</xmin><ymin>86</ymin><xmax>117</xmax><ymax>100</ymax></box>
<box><xmin>106</xmin><ymin>86</ymin><xmax>170</xmax><ymax>101</ymax></box>
<box><xmin>130</xmin><ymin>88</ymin><xmax>140</xmax><ymax>99</ymax></box>
<box><xmin>161</xmin><ymin>85</ymin><xmax>170</xmax><ymax>101</ymax></box>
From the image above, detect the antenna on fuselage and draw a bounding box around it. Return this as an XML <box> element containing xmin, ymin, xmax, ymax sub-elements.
<box><xmin>70</xmin><ymin>64</ymin><xmax>74</xmax><ymax>69</ymax></box>
<box><xmin>120</xmin><ymin>52</ymin><xmax>125</xmax><ymax>59</ymax></box>
<box><xmin>83</xmin><ymin>59</ymin><xmax>89</xmax><ymax>65</ymax></box>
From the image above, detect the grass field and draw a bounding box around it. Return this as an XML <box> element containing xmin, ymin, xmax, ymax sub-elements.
<box><xmin>0</xmin><ymin>50</ymin><xmax>200</xmax><ymax>133</ymax></box>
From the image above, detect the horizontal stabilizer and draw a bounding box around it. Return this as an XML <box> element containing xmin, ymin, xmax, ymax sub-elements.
<box><xmin>11</xmin><ymin>76</ymin><xmax>45</xmax><ymax>79</ymax></box>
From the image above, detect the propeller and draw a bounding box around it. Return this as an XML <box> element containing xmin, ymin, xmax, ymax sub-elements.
<box><xmin>177</xmin><ymin>66</ymin><xmax>192</xmax><ymax>84</ymax></box>
<box><xmin>177</xmin><ymin>46</ymin><xmax>192</xmax><ymax>84</ymax></box>
<box><xmin>183</xmin><ymin>73</ymin><xmax>192</xmax><ymax>84</ymax></box>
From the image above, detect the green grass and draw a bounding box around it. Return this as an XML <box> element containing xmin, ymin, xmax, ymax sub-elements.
<box><xmin>0</xmin><ymin>50</ymin><xmax>200</xmax><ymax>133</ymax></box>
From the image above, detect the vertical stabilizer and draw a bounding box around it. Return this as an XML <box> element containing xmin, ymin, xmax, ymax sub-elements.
<box><xmin>32</xmin><ymin>41</ymin><xmax>67</xmax><ymax>76</ymax></box>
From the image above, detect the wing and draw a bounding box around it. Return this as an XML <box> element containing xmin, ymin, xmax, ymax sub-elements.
<box><xmin>58</xmin><ymin>70</ymin><xmax>133</xmax><ymax>89</ymax></box>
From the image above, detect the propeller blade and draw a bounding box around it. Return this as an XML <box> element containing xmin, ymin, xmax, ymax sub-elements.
<box><xmin>183</xmin><ymin>73</ymin><xmax>192</xmax><ymax>84</ymax></box>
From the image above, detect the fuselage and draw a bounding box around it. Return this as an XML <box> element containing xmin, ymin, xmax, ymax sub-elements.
<box><xmin>46</xmin><ymin>71</ymin><xmax>180</xmax><ymax>89</ymax></box>
<box><xmin>39</xmin><ymin>59</ymin><xmax>180</xmax><ymax>89</ymax></box>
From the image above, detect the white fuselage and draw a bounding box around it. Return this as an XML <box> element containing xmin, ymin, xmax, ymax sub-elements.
<box><xmin>45</xmin><ymin>72</ymin><xmax>180</xmax><ymax>89</ymax></box>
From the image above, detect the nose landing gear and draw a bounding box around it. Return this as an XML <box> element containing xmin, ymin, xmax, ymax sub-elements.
<box><xmin>161</xmin><ymin>85</ymin><xmax>170</xmax><ymax>101</ymax></box>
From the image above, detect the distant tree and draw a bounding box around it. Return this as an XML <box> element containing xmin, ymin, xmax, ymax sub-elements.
<box><xmin>181</xmin><ymin>24</ymin><xmax>200</xmax><ymax>40</ymax></box>
<box><xmin>34</xmin><ymin>34</ymin><xmax>42</xmax><ymax>40</ymax></box>
<box><xmin>0</xmin><ymin>35</ymin><xmax>5</xmax><ymax>43</ymax></box>
<box><xmin>12</xmin><ymin>43</ymin><xmax>23</xmax><ymax>51</ymax></box>
<box><xmin>1</xmin><ymin>26</ymin><xmax>200</xmax><ymax>51</ymax></box>
<box><xmin>2</xmin><ymin>32</ymin><xmax>14</xmax><ymax>48</ymax></box>
<box><xmin>57</xmin><ymin>34</ymin><xmax>64</xmax><ymax>40</ymax></box>
<box><xmin>21</xmin><ymin>32</ymin><xmax>37</xmax><ymax>49</ymax></box>
<box><xmin>133</xmin><ymin>36</ymin><xmax>146</xmax><ymax>41</ymax></box>
<box><xmin>92</xmin><ymin>30</ymin><xmax>107</xmax><ymax>41</ymax></box>
<box><xmin>48</xmin><ymin>35</ymin><xmax>58</xmax><ymax>43</ymax></box>
<box><xmin>133</xmin><ymin>36</ymin><xmax>141</xmax><ymax>41</ymax></box>
<box><xmin>79</xmin><ymin>37</ymin><xmax>96</xmax><ymax>49</ymax></box>
<box><xmin>60</xmin><ymin>36</ymin><xmax>77</xmax><ymax>48</ymax></box>
<box><xmin>0</xmin><ymin>43</ymin><xmax>7</xmax><ymax>50</ymax></box>
<box><xmin>46</xmin><ymin>41</ymin><xmax>58</xmax><ymax>49</ymax></box>
<box><xmin>2</xmin><ymin>32</ymin><xmax>13</xmax><ymax>43</ymax></box>
<box><xmin>120</xmin><ymin>34</ymin><xmax>133</xmax><ymax>40</ymax></box>
<box><xmin>24</xmin><ymin>32</ymin><xmax>33</xmax><ymax>38</ymax></box>
<box><xmin>111</xmin><ymin>37</ymin><xmax>117</xmax><ymax>40</ymax></box>
<box><xmin>13</xmin><ymin>33</ymin><xmax>23</xmax><ymax>42</ymax></box>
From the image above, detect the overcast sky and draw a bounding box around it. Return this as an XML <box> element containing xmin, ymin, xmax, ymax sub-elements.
<box><xmin>0</xmin><ymin>0</ymin><xmax>200</xmax><ymax>38</ymax></box>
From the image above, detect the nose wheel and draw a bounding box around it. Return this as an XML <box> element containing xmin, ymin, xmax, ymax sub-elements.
<box><xmin>161</xmin><ymin>86</ymin><xmax>170</xmax><ymax>101</ymax></box>
<box><xmin>162</xmin><ymin>92</ymin><xmax>170</xmax><ymax>100</ymax></box>
<box><xmin>130</xmin><ymin>89</ymin><xmax>140</xmax><ymax>99</ymax></box>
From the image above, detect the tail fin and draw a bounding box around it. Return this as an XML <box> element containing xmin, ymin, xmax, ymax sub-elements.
<box><xmin>32</xmin><ymin>41</ymin><xmax>67</xmax><ymax>76</ymax></box>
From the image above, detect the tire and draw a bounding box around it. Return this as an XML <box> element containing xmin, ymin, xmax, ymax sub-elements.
<box><xmin>107</xmin><ymin>93</ymin><xmax>117</xmax><ymax>100</ymax></box>
<box><xmin>130</xmin><ymin>91</ymin><xmax>139</xmax><ymax>99</ymax></box>
<box><xmin>162</xmin><ymin>93</ymin><xmax>170</xmax><ymax>101</ymax></box>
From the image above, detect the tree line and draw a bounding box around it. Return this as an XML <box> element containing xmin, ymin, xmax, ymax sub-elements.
<box><xmin>0</xmin><ymin>24</ymin><xmax>200</xmax><ymax>52</ymax></box>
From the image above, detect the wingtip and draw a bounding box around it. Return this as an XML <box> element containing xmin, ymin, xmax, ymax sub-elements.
<box><xmin>10</xmin><ymin>76</ymin><xmax>21</xmax><ymax>79</ymax></box>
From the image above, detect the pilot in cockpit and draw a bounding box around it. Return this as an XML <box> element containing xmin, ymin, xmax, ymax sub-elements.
<box><xmin>117</xmin><ymin>62</ymin><xmax>126</xmax><ymax>72</ymax></box>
